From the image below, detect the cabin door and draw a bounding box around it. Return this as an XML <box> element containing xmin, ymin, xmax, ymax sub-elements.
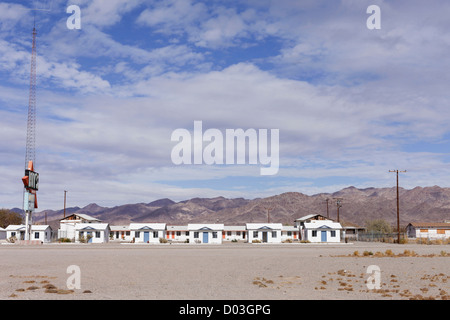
<box><xmin>321</xmin><ymin>231</ymin><xmax>327</xmax><ymax>242</ymax></box>
<box><xmin>144</xmin><ymin>231</ymin><xmax>150</xmax><ymax>243</ymax></box>
<box><xmin>202</xmin><ymin>232</ymin><xmax>209</xmax><ymax>243</ymax></box>
<box><xmin>262</xmin><ymin>232</ymin><xmax>268</xmax><ymax>243</ymax></box>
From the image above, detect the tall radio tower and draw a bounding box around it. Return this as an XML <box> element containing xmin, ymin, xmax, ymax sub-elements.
<box><xmin>25</xmin><ymin>24</ymin><xmax>37</xmax><ymax>168</ymax></box>
<box><xmin>22</xmin><ymin>22</ymin><xmax>38</xmax><ymax>241</ymax></box>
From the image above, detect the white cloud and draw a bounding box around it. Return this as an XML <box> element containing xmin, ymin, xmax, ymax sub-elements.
<box><xmin>2</xmin><ymin>0</ymin><xmax>450</xmax><ymax>210</ymax></box>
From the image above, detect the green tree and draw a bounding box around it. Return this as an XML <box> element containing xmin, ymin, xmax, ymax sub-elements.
<box><xmin>365</xmin><ymin>219</ymin><xmax>393</xmax><ymax>234</ymax></box>
<box><xmin>0</xmin><ymin>209</ymin><xmax>23</xmax><ymax>228</ymax></box>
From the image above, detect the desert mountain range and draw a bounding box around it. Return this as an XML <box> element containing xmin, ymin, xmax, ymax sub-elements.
<box><xmin>25</xmin><ymin>186</ymin><xmax>450</xmax><ymax>231</ymax></box>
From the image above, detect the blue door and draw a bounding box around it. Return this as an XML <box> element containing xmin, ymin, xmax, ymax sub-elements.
<box><xmin>87</xmin><ymin>232</ymin><xmax>93</xmax><ymax>243</ymax></box>
<box><xmin>203</xmin><ymin>232</ymin><xmax>209</xmax><ymax>243</ymax></box>
<box><xmin>321</xmin><ymin>231</ymin><xmax>327</xmax><ymax>242</ymax></box>
<box><xmin>144</xmin><ymin>231</ymin><xmax>149</xmax><ymax>243</ymax></box>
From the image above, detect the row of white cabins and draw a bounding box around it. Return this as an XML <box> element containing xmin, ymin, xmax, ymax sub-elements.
<box><xmin>1</xmin><ymin>213</ymin><xmax>347</xmax><ymax>244</ymax></box>
<box><xmin>2</xmin><ymin>213</ymin><xmax>449</xmax><ymax>244</ymax></box>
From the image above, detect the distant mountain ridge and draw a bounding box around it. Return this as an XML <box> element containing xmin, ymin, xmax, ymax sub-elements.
<box><xmin>29</xmin><ymin>186</ymin><xmax>450</xmax><ymax>230</ymax></box>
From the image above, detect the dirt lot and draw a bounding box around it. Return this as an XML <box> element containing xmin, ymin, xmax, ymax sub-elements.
<box><xmin>0</xmin><ymin>242</ymin><xmax>448</xmax><ymax>300</ymax></box>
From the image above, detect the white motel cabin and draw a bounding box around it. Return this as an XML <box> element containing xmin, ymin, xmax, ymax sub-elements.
<box><xmin>188</xmin><ymin>224</ymin><xmax>224</xmax><ymax>244</ymax></box>
<box><xmin>75</xmin><ymin>223</ymin><xmax>110</xmax><ymax>243</ymax></box>
<box><xmin>246</xmin><ymin>223</ymin><xmax>283</xmax><ymax>243</ymax></box>
<box><xmin>166</xmin><ymin>225</ymin><xmax>189</xmax><ymax>242</ymax></box>
<box><xmin>110</xmin><ymin>225</ymin><xmax>132</xmax><ymax>242</ymax></box>
<box><xmin>303</xmin><ymin>220</ymin><xmax>342</xmax><ymax>243</ymax></box>
<box><xmin>281</xmin><ymin>226</ymin><xmax>299</xmax><ymax>242</ymax></box>
<box><xmin>129</xmin><ymin>223</ymin><xmax>166</xmax><ymax>243</ymax></box>
<box><xmin>223</xmin><ymin>225</ymin><xmax>247</xmax><ymax>241</ymax></box>
<box><xmin>5</xmin><ymin>225</ymin><xmax>52</xmax><ymax>243</ymax></box>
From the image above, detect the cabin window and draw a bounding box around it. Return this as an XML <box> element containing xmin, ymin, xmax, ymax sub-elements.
<box><xmin>287</xmin><ymin>231</ymin><xmax>292</xmax><ymax>236</ymax></box>
<box><xmin>227</xmin><ymin>231</ymin><xmax>232</xmax><ymax>236</ymax></box>
<box><xmin>34</xmin><ymin>232</ymin><xmax>39</xmax><ymax>239</ymax></box>
<box><xmin>95</xmin><ymin>231</ymin><xmax>100</xmax><ymax>238</ymax></box>
<box><xmin>331</xmin><ymin>231</ymin><xmax>336</xmax><ymax>237</ymax></box>
<box><xmin>253</xmin><ymin>231</ymin><xmax>258</xmax><ymax>238</ymax></box>
<box><xmin>312</xmin><ymin>230</ymin><xmax>317</xmax><ymax>237</ymax></box>
<box><xmin>153</xmin><ymin>231</ymin><xmax>158</xmax><ymax>238</ymax></box>
<box><xmin>236</xmin><ymin>231</ymin><xmax>241</xmax><ymax>236</ymax></box>
<box><xmin>272</xmin><ymin>231</ymin><xmax>277</xmax><ymax>238</ymax></box>
<box><xmin>194</xmin><ymin>232</ymin><xmax>199</xmax><ymax>238</ymax></box>
<box><xmin>212</xmin><ymin>232</ymin><xmax>218</xmax><ymax>238</ymax></box>
<box><xmin>176</xmin><ymin>231</ymin><xmax>181</xmax><ymax>236</ymax></box>
<box><xmin>135</xmin><ymin>231</ymin><xmax>140</xmax><ymax>238</ymax></box>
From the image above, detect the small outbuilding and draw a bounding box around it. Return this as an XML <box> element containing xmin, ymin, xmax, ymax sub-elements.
<box><xmin>0</xmin><ymin>227</ymin><xmax>6</xmax><ymax>240</ymax></box>
<box><xmin>406</xmin><ymin>222</ymin><xmax>450</xmax><ymax>240</ymax></box>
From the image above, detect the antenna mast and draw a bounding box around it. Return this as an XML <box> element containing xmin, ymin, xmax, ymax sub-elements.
<box><xmin>22</xmin><ymin>24</ymin><xmax>38</xmax><ymax>242</ymax></box>
<box><xmin>25</xmin><ymin>25</ymin><xmax>37</xmax><ymax>168</ymax></box>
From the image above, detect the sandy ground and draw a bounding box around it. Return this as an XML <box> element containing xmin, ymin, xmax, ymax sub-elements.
<box><xmin>0</xmin><ymin>242</ymin><xmax>448</xmax><ymax>300</ymax></box>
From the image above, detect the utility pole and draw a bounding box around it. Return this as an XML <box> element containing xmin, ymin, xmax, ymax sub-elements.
<box><xmin>264</xmin><ymin>206</ymin><xmax>273</xmax><ymax>223</ymax></box>
<box><xmin>389</xmin><ymin>170</ymin><xmax>407</xmax><ymax>244</ymax></box>
<box><xmin>325</xmin><ymin>198</ymin><xmax>329</xmax><ymax>219</ymax></box>
<box><xmin>64</xmin><ymin>190</ymin><xmax>67</xmax><ymax>218</ymax></box>
<box><xmin>333</xmin><ymin>198</ymin><xmax>343</xmax><ymax>222</ymax></box>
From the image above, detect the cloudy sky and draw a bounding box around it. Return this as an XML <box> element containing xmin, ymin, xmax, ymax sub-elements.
<box><xmin>1</xmin><ymin>0</ymin><xmax>450</xmax><ymax>210</ymax></box>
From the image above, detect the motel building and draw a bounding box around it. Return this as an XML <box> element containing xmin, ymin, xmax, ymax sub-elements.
<box><xmin>75</xmin><ymin>223</ymin><xmax>110</xmax><ymax>243</ymax></box>
<box><xmin>406</xmin><ymin>222</ymin><xmax>450</xmax><ymax>240</ymax></box>
<box><xmin>166</xmin><ymin>225</ymin><xmax>190</xmax><ymax>242</ymax></box>
<box><xmin>58</xmin><ymin>213</ymin><xmax>102</xmax><ymax>240</ymax></box>
<box><xmin>303</xmin><ymin>220</ymin><xmax>342</xmax><ymax>243</ymax></box>
<box><xmin>5</xmin><ymin>225</ymin><xmax>52</xmax><ymax>243</ymax></box>
<box><xmin>223</xmin><ymin>225</ymin><xmax>247</xmax><ymax>242</ymax></box>
<box><xmin>188</xmin><ymin>224</ymin><xmax>224</xmax><ymax>244</ymax></box>
<box><xmin>246</xmin><ymin>223</ymin><xmax>283</xmax><ymax>243</ymax></box>
<box><xmin>281</xmin><ymin>226</ymin><xmax>299</xmax><ymax>242</ymax></box>
<box><xmin>129</xmin><ymin>223</ymin><xmax>166</xmax><ymax>243</ymax></box>
<box><xmin>110</xmin><ymin>225</ymin><xmax>132</xmax><ymax>242</ymax></box>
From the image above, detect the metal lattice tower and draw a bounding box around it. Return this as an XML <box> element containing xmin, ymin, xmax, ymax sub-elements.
<box><xmin>25</xmin><ymin>26</ymin><xmax>37</xmax><ymax>169</ymax></box>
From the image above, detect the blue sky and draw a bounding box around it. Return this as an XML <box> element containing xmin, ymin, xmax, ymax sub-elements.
<box><xmin>1</xmin><ymin>0</ymin><xmax>450</xmax><ymax>210</ymax></box>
